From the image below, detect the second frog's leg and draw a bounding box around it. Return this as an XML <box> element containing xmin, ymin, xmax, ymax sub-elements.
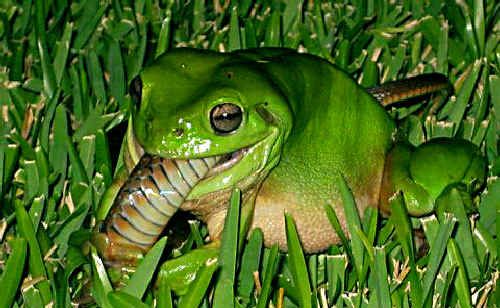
<box><xmin>380</xmin><ymin>138</ymin><xmax>487</xmax><ymax>216</ymax></box>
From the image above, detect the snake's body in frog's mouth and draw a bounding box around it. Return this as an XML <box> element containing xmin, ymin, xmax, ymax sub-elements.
<box><xmin>104</xmin><ymin>146</ymin><xmax>254</xmax><ymax>253</ymax></box>
<box><xmin>95</xmin><ymin>47</ymin><xmax>486</xmax><ymax>267</ymax></box>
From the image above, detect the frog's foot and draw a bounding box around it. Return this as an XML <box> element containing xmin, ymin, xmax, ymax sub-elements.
<box><xmin>381</xmin><ymin>139</ymin><xmax>486</xmax><ymax>216</ymax></box>
<box><xmin>157</xmin><ymin>241</ymin><xmax>220</xmax><ymax>295</ymax></box>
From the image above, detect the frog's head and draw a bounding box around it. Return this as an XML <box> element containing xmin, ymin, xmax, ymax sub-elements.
<box><xmin>131</xmin><ymin>48</ymin><xmax>292</xmax><ymax>199</ymax></box>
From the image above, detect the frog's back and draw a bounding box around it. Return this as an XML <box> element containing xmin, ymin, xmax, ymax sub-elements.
<box><xmin>246</xmin><ymin>50</ymin><xmax>396</xmax><ymax>252</ymax></box>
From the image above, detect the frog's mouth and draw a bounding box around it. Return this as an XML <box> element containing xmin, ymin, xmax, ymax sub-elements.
<box><xmin>205</xmin><ymin>147</ymin><xmax>249</xmax><ymax>178</ymax></box>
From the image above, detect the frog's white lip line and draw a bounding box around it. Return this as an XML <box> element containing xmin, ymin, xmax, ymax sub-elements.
<box><xmin>205</xmin><ymin>147</ymin><xmax>249</xmax><ymax>178</ymax></box>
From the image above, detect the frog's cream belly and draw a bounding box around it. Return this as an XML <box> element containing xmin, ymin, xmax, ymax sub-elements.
<box><xmin>250</xmin><ymin>176</ymin><xmax>381</xmax><ymax>253</ymax></box>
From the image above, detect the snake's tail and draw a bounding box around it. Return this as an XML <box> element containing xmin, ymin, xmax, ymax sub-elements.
<box><xmin>367</xmin><ymin>73</ymin><xmax>451</xmax><ymax>106</ymax></box>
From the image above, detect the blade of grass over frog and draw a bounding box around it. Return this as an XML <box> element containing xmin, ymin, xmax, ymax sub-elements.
<box><xmin>237</xmin><ymin>228</ymin><xmax>263</xmax><ymax>301</ymax></box>
<box><xmin>324</xmin><ymin>204</ymin><xmax>353</xmax><ymax>261</ymax></box>
<box><xmin>123</xmin><ymin>236</ymin><xmax>167</xmax><ymax>299</ymax></box>
<box><xmin>178</xmin><ymin>258</ymin><xmax>218</xmax><ymax>308</ymax></box>
<box><xmin>256</xmin><ymin>244</ymin><xmax>279</xmax><ymax>308</ymax></box>
<box><xmin>156</xmin><ymin>272</ymin><xmax>174</xmax><ymax>308</ymax></box>
<box><xmin>108</xmin><ymin>291</ymin><xmax>150</xmax><ymax>308</ymax></box>
<box><xmin>337</xmin><ymin>174</ymin><xmax>365</xmax><ymax>282</ymax></box>
<box><xmin>0</xmin><ymin>238</ymin><xmax>27</xmax><ymax>308</ymax></box>
<box><xmin>91</xmin><ymin>247</ymin><xmax>113</xmax><ymax>308</ymax></box>
<box><xmin>447</xmin><ymin>240</ymin><xmax>472</xmax><ymax>308</ymax></box>
<box><xmin>213</xmin><ymin>188</ymin><xmax>241</xmax><ymax>308</ymax></box>
<box><xmin>14</xmin><ymin>200</ymin><xmax>52</xmax><ymax>305</ymax></box>
<box><xmin>373</xmin><ymin>247</ymin><xmax>391</xmax><ymax>307</ymax></box>
<box><xmin>284</xmin><ymin>213</ymin><xmax>312</xmax><ymax>308</ymax></box>
<box><xmin>421</xmin><ymin>213</ymin><xmax>457</xmax><ymax>304</ymax></box>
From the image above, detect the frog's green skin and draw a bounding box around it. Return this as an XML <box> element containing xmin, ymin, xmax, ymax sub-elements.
<box><xmin>95</xmin><ymin>48</ymin><xmax>486</xmax><ymax>292</ymax></box>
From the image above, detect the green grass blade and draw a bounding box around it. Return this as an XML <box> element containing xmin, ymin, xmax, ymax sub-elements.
<box><xmin>324</xmin><ymin>204</ymin><xmax>353</xmax><ymax>260</ymax></box>
<box><xmin>213</xmin><ymin>188</ymin><xmax>241</xmax><ymax>308</ymax></box>
<box><xmin>237</xmin><ymin>228</ymin><xmax>263</xmax><ymax>303</ymax></box>
<box><xmin>14</xmin><ymin>200</ymin><xmax>51</xmax><ymax>305</ymax></box>
<box><xmin>256</xmin><ymin>245</ymin><xmax>280</xmax><ymax>308</ymax></box>
<box><xmin>91</xmin><ymin>247</ymin><xmax>113</xmax><ymax>308</ymax></box>
<box><xmin>285</xmin><ymin>213</ymin><xmax>312</xmax><ymax>308</ymax></box>
<box><xmin>53</xmin><ymin>22</ymin><xmax>73</xmax><ymax>85</ymax></box>
<box><xmin>447</xmin><ymin>240</ymin><xmax>472</xmax><ymax>308</ymax></box>
<box><xmin>421</xmin><ymin>214</ymin><xmax>457</xmax><ymax>304</ymax></box>
<box><xmin>123</xmin><ymin>236</ymin><xmax>167</xmax><ymax>299</ymax></box>
<box><xmin>0</xmin><ymin>238</ymin><xmax>27</xmax><ymax>308</ymax></box>
<box><xmin>337</xmin><ymin>175</ymin><xmax>365</xmax><ymax>282</ymax></box>
<box><xmin>108</xmin><ymin>291</ymin><xmax>150</xmax><ymax>308</ymax></box>
<box><xmin>177</xmin><ymin>259</ymin><xmax>218</xmax><ymax>308</ymax></box>
<box><xmin>373</xmin><ymin>247</ymin><xmax>391</xmax><ymax>307</ymax></box>
<box><xmin>156</xmin><ymin>272</ymin><xmax>174</xmax><ymax>308</ymax></box>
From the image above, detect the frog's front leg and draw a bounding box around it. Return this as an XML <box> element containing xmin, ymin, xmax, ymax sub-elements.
<box><xmin>157</xmin><ymin>190</ymin><xmax>256</xmax><ymax>295</ymax></box>
<box><xmin>380</xmin><ymin>138</ymin><xmax>487</xmax><ymax>216</ymax></box>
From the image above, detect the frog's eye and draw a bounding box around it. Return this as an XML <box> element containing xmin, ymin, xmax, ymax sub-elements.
<box><xmin>210</xmin><ymin>103</ymin><xmax>243</xmax><ymax>134</ymax></box>
<box><xmin>130</xmin><ymin>76</ymin><xmax>142</xmax><ymax>106</ymax></box>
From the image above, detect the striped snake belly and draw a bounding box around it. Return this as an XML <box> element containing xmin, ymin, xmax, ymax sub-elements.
<box><xmin>104</xmin><ymin>154</ymin><xmax>220</xmax><ymax>252</ymax></box>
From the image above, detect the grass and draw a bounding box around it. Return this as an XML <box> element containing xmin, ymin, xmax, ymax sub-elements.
<box><xmin>0</xmin><ymin>0</ymin><xmax>498</xmax><ymax>307</ymax></box>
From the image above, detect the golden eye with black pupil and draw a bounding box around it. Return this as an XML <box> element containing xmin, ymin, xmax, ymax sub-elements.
<box><xmin>130</xmin><ymin>76</ymin><xmax>142</xmax><ymax>107</ymax></box>
<box><xmin>210</xmin><ymin>103</ymin><xmax>243</xmax><ymax>134</ymax></box>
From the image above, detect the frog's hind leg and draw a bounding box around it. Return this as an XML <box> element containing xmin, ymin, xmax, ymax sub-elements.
<box><xmin>380</xmin><ymin>138</ymin><xmax>487</xmax><ymax>216</ymax></box>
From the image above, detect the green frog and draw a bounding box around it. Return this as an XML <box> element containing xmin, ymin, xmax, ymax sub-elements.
<box><xmin>93</xmin><ymin>48</ymin><xmax>486</xmax><ymax>293</ymax></box>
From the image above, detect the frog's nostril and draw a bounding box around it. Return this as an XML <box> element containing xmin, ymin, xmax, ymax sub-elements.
<box><xmin>173</xmin><ymin>128</ymin><xmax>184</xmax><ymax>137</ymax></box>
